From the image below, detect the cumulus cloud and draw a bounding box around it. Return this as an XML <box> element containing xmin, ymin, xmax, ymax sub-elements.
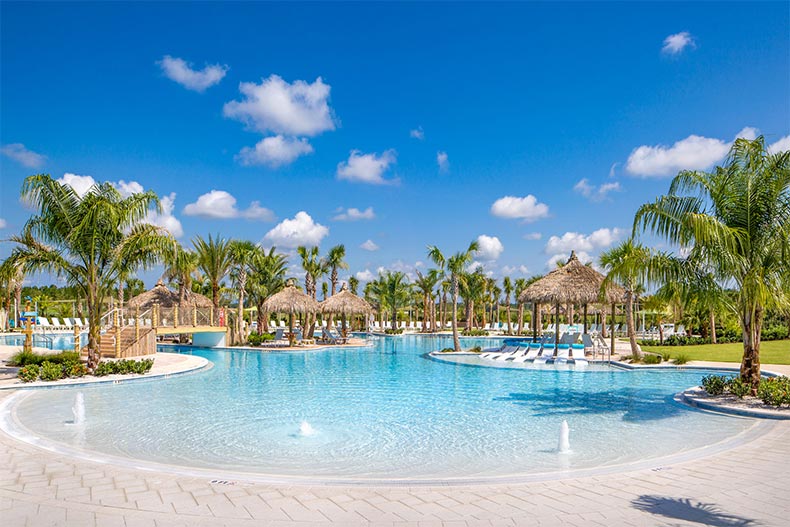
<box><xmin>263</xmin><ymin>211</ymin><xmax>328</xmax><ymax>248</ymax></box>
<box><xmin>115</xmin><ymin>180</ymin><xmax>145</xmax><ymax>197</ymax></box>
<box><xmin>224</xmin><ymin>75</ymin><xmax>335</xmax><ymax>137</ymax></box>
<box><xmin>501</xmin><ymin>264</ymin><xmax>529</xmax><ymax>276</ymax></box>
<box><xmin>333</xmin><ymin>206</ymin><xmax>375</xmax><ymax>221</ymax></box>
<box><xmin>355</xmin><ymin>269</ymin><xmax>375</xmax><ymax>282</ymax></box>
<box><xmin>410</xmin><ymin>127</ymin><xmax>424</xmax><ymax>140</ymax></box>
<box><xmin>662</xmin><ymin>32</ymin><xmax>695</xmax><ymax>55</ymax></box>
<box><xmin>436</xmin><ymin>151</ymin><xmax>449</xmax><ymax>173</ymax></box>
<box><xmin>57</xmin><ymin>173</ymin><xmax>97</xmax><ymax>197</ymax></box>
<box><xmin>490</xmin><ymin>195</ymin><xmax>550</xmax><ymax>222</ymax></box>
<box><xmin>183</xmin><ymin>190</ymin><xmax>274</xmax><ymax>221</ymax></box>
<box><xmin>523</xmin><ymin>232</ymin><xmax>542</xmax><ymax>240</ymax></box>
<box><xmin>769</xmin><ymin>135</ymin><xmax>790</xmax><ymax>154</ymax></box>
<box><xmin>546</xmin><ymin>251</ymin><xmax>596</xmax><ymax>269</ymax></box>
<box><xmin>360</xmin><ymin>239</ymin><xmax>379</xmax><ymax>251</ymax></box>
<box><xmin>573</xmin><ymin>178</ymin><xmax>622</xmax><ymax>202</ymax></box>
<box><xmin>158</xmin><ymin>55</ymin><xmax>228</xmax><ymax>92</ymax></box>
<box><xmin>336</xmin><ymin>149</ymin><xmax>398</xmax><ymax>185</ymax></box>
<box><xmin>146</xmin><ymin>192</ymin><xmax>184</xmax><ymax>237</ymax></box>
<box><xmin>544</xmin><ymin>228</ymin><xmax>624</xmax><ymax>268</ymax></box>
<box><xmin>235</xmin><ymin>135</ymin><xmax>313</xmax><ymax>167</ymax></box>
<box><xmin>0</xmin><ymin>218</ymin><xmax>6</xmax><ymax>229</ymax></box>
<box><xmin>475</xmin><ymin>235</ymin><xmax>504</xmax><ymax>261</ymax></box>
<box><xmin>1</xmin><ymin>143</ymin><xmax>46</xmax><ymax>168</ymax></box>
<box><xmin>625</xmin><ymin>127</ymin><xmax>760</xmax><ymax>178</ymax></box>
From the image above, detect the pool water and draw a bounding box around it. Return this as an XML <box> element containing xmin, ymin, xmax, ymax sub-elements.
<box><xmin>0</xmin><ymin>332</ymin><xmax>87</xmax><ymax>350</ymax></box>
<box><xmin>11</xmin><ymin>335</ymin><xmax>753</xmax><ymax>481</ymax></box>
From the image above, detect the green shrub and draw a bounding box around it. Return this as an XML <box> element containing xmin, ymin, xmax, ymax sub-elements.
<box><xmin>63</xmin><ymin>361</ymin><xmax>88</xmax><ymax>378</ymax></box>
<box><xmin>384</xmin><ymin>328</ymin><xmax>404</xmax><ymax>335</ymax></box>
<box><xmin>673</xmin><ymin>353</ymin><xmax>690</xmax><ymax>365</ymax></box>
<box><xmin>461</xmin><ymin>328</ymin><xmax>488</xmax><ymax>336</ymax></box>
<box><xmin>642</xmin><ymin>354</ymin><xmax>662</xmax><ymax>364</ymax></box>
<box><xmin>660</xmin><ymin>351</ymin><xmax>672</xmax><ymax>362</ymax></box>
<box><xmin>469</xmin><ymin>346</ymin><xmax>482</xmax><ymax>353</ymax></box>
<box><xmin>757</xmin><ymin>377</ymin><xmax>790</xmax><ymax>406</ymax></box>
<box><xmin>93</xmin><ymin>362</ymin><xmax>114</xmax><ymax>376</ymax></box>
<box><xmin>727</xmin><ymin>377</ymin><xmax>751</xmax><ymax>398</ymax></box>
<box><xmin>93</xmin><ymin>358</ymin><xmax>154</xmax><ymax>377</ymax></box>
<box><xmin>39</xmin><ymin>361</ymin><xmax>64</xmax><ymax>381</ymax></box>
<box><xmin>9</xmin><ymin>350</ymin><xmax>80</xmax><ymax>367</ymax></box>
<box><xmin>701</xmin><ymin>374</ymin><xmax>728</xmax><ymax>396</ymax></box>
<box><xmin>440</xmin><ymin>347</ymin><xmax>455</xmax><ymax>353</ymax></box>
<box><xmin>17</xmin><ymin>364</ymin><xmax>40</xmax><ymax>383</ymax></box>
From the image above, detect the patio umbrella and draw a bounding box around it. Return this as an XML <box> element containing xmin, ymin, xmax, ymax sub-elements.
<box><xmin>319</xmin><ymin>283</ymin><xmax>374</xmax><ymax>336</ymax></box>
<box><xmin>519</xmin><ymin>251</ymin><xmax>624</xmax><ymax>349</ymax></box>
<box><xmin>127</xmin><ymin>279</ymin><xmax>212</xmax><ymax>309</ymax></box>
<box><xmin>261</xmin><ymin>280</ymin><xmax>320</xmax><ymax>345</ymax></box>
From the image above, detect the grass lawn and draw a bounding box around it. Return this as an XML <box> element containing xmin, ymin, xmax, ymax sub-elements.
<box><xmin>642</xmin><ymin>339</ymin><xmax>790</xmax><ymax>365</ymax></box>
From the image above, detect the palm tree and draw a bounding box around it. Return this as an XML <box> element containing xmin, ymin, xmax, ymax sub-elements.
<box><xmin>0</xmin><ymin>259</ymin><xmax>25</xmax><ymax>331</ymax></box>
<box><xmin>642</xmin><ymin>294</ymin><xmax>670</xmax><ymax>345</ymax></box>
<box><xmin>6</xmin><ymin>174</ymin><xmax>173</xmax><ymax>366</ymax></box>
<box><xmin>634</xmin><ymin>136</ymin><xmax>789</xmax><ymax>389</ymax></box>
<box><xmin>247</xmin><ymin>248</ymin><xmax>288</xmax><ymax>333</ymax></box>
<box><xmin>414</xmin><ymin>269</ymin><xmax>440</xmax><ymax>332</ymax></box>
<box><xmin>427</xmin><ymin>240</ymin><xmax>480</xmax><ymax>351</ymax></box>
<box><xmin>600</xmin><ymin>239</ymin><xmax>654</xmax><ymax>358</ymax></box>
<box><xmin>228</xmin><ymin>240</ymin><xmax>258</xmax><ymax>343</ymax></box>
<box><xmin>488</xmin><ymin>279</ymin><xmax>501</xmax><ymax>329</ymax></box>
<box><xmin>297</xmin><ymin>245</ymin><xmax>327</xmax><ymax>335</ymax></box>
<box><xmin>325</xmin><ymin>245</ymin><xmax>348</xmax><ymax>327</ymax></box>
<box><xmin>163</xmin><ymin>244</ymin><xmax>199</xmax><ymax>305</ymax></box>
<box><xmin>193</xmin><ymin>234</ymin><xmax>232</xmax><ymax>312</ymax></box>
<box><xmin>380</xmin><ymin>271</ymin><xmax>411</xmax><ymax>330</ymax></box>
<box><xmin>348</xmin><ymin>276</ymin><xmax>359</xmax><ymax>295</ymax></box>
<box><xmin>502</xmin><ymin>276</ymin><xmax>513</xmax><ymax>334</ymax></box>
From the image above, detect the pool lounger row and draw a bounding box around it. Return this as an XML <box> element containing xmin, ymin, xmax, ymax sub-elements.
<box><xmin>482</xmin><ymin>343</ymin><xmax>588</xmax><ymax>365</ymax></box>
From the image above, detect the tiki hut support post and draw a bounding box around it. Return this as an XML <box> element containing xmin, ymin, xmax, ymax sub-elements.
<box><xmin>554</xmin><ymin>303</ymin><xmax>560</xmax><ymax>346</ymax></box>
<box><xmin>532</xmin><ymin>302</ymin><xmax>538</xmax><ymax>341</ymax></box>
<box><xmin>583</xmin><ymin>303</ymin><xmax>588</xmax><ymax>334</ymax></box>
<box><xmin>610</xmin><ymin>302</ymin><xmax>616</xmax><ymax>362</ymax></box>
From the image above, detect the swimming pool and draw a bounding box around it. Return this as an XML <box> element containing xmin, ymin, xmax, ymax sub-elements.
<box><xmin>0</xmin><ymin>332</ymin><xmax>87</xmax><ymax>350</ymax></box>
<box><xmin>8</xmin><ymin>334</ymin><xmax>755</xmax><ymax>482</ymax></box>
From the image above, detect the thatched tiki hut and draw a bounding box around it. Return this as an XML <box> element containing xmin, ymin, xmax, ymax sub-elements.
<box><xmin>320</xmin><ymin>284</ymin><xmax>373</xmax><ymax>337</ymax></box>
<box><xmin>519</xmin><ymin>251</ymin><xmax>624</xmax><ymax>352</ymax></box>
<box><xmin>127</xmin><ymin>280</ymin><xmax>212</xmax><ymax>326</ymax></box>
<box><xmin>261</xmin><ymin>280</ymin><xmax>319</xmax><ymax>346</ymax></box>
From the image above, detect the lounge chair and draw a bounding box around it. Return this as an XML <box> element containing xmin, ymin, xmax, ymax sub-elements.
<box><xmin>489</xmin><ymin>345</ymin><xmax>515</xmax><ymax>360</ymax></box>
<box><xmin>571</xmin><ymin>344</ymin><xmax>588</xmax><ymax>366</ymax></box>
<box><xmin>533</xmin><ymin>345</ymin><xmax>555</xmax><ymax>364</ymax></box>
<box><xmin>554</xmin><ymin>344</ymin><xmax>571</xmax><ymax>364</ymax></box>
<box><xmin>62</xmin><ymin>318</ymin><xmax>74</xmax><ymax>330</ymax></box>
<box><xmin>320</xmin><ymin>327</ymin><xmax>343</xmax><ymax>344</ymax></box>
<box><xmin>513</xmin><ymin>343</ymin><xmax>542</xmax><ymax>363</ymax></box>
<box><xmin>50</xmin><ymin>317</ymin><xmax>66</xmax><ymax>330</ymax></box>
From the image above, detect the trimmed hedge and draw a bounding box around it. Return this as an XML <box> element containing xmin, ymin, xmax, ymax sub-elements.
<box><xmin>701</xmin><ymin>374</ymin><xmax>790</xmax><ymax>406</ymax></box>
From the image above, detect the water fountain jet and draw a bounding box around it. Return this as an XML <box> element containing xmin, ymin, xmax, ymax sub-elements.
<box><xmin>558</xmin><ymin>420</ymin><xmax>571</xmax><ymax>454</ymax></box>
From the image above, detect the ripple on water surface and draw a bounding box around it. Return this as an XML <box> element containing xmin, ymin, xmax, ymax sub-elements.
<box><xmin>12</xmin><ymin>335</ymin><xmax>754</xmax><ymax>479</ymax></box>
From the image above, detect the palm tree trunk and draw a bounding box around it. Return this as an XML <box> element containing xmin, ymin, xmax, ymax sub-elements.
<box><xmin>258</xmin><ymin>301</ymin><xmax>266</xmax><ymax>333</ymax></box>
<box><xmin>740</xmin><ymin>305</ymin><xmax>763</xmax><ymax>393</ymax></box>
<box><xmin>440</xmin><ymin>291</ymin><xmax>447</xmax><ymax>329</ymax></box>
<box><xmin>601</xmin><ymin>311</ymin><xmax>608</xmax><ymax>338</ymax></box>
<box><xmin>709</xmin><ymin>310</ymin><xmax>717</xmax><ymax>344</ymax></box>
<box><xmin>517</xmin><ymin>303</ymin><xmax>524</xmax><ymax>334</ymax></box>
<box><xmin>506</xmin><ymin>299</ymin><xmax>512</xmax><ymax>334</ymax></box>
<box><xmin>626</xmin><ymin>292</ymin><xmax>640</xmax><ymax>357</ymax></box>
<box><xmin>452</xmin><ymin>278</ymin><xmax>461</xmax><ymax>351</ymax></box>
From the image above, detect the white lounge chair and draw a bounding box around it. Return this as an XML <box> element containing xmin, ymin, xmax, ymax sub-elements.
<box><xmin>533</xmin><ymin>345</ymin><xmax>555</xmax><ymax>364</ymax></box>
<box><xmin>554</xmin><ymin>344</ymin><xmax>571</xmax><ymax>364</ymax></box>
<box><xmin>571</xmin><ymin>344</ymin><xmax>588</xmax><ymax>366</ymax></box>
<box><xmin>513</xmin><ymin>343</ymin><xmax>542</xmax><ymax>363</ymax></box>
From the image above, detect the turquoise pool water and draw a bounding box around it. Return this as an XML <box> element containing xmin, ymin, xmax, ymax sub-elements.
<box><xmin>0</xmin><ymin>332</ymin><xmax>87</xmax><ymax>350</ymax></box>
<box><xmin>11</xmin><ymin>335</ymin><xmax>753</xmax><ymax>480</ymax></box>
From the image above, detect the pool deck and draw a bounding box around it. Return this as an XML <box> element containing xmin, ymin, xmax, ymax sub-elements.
<box><xmin>0</xmin><ymin>354</ymin><xmax>789</xmax><ymax>525</ymax></box>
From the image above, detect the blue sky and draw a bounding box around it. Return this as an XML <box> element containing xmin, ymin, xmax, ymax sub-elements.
<box><xmin>2</xmin><ymin>2</ymin><xmax>789</xmax><ymax>287</ymax></box>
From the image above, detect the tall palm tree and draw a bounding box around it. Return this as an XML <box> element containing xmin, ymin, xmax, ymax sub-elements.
<box><xmin>513</xmin><ymin>277</ymin><xmax>528</xmax><ymax>334</ymax></box>
<box><xmin>163</xmin><ymin>244</ymin><xmax>199</xmax><ymax>305</ymax></box>
<box><xmin>348</xmin><ymin>276</ymin><xmax>359</xmax><ymax>295</ymax></box>
<box><xmin>380</xmin><ymin>271</ymin><xmax>411</xmax><ymax>330</ymax></box>
<box><xmin>193</xmin><ymin>234</ymin><xmax>232</xmax><ymax>312</ymax></box>
<box><xmin>427</xmin><ymin>240</ymin><xmax>479</xmax><ymax>351</ymax></box>
<box><xmin>228</xmin><ymin>240</ymin><xmax>258</xmax><ymax>343</ymax></box>
<box><xmin>297</xmin><ymin>245</ymin><xmax>327</xmax><ymax>335</ymax></box>
<box><xmin>247</xmin><ymin>248</ymin><xmax>288</xmax><ymax>332</ymax></box>
<box><xmin>502</xmin><ymin>276</ymin><xmax>513</xmax><ymax>334</ymax></box>
<box><xmin>414</xmin><ymin>269</ymin><xmax>440</xmax><ymax>332</ymax></box>
<box><xmin>6</xmin><ymin>174</ymin><xmax>173</xmax><ymax>366</ymax></box>
<box><xmin>488</xmin><ymin>279</ymin><xmax>501</xmax><ymax>329</ymax></box>
<box><xmin>600</xmin><ymin>239</ymin><xmax>654</xmax><ymax>358</ymax></box>
<box><xmin>634</xmin><ymin>136</ymin><xmax>789</xmax><ymax>389</ymax></box>
<box><xmin>325</xmin><ymin>245</ymin><xmax>348</xmax><ymax>327</ymax></box>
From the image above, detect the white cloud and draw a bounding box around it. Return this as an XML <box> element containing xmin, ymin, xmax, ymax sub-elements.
<box><xmin>410</xmin><ymin>127</ymin><xmax>424</xmax><ymax>140</ymax></box>
<box><xmin>235</xmin><ymin>135</ymin><xmax>313</xmax><ymax>167</ymax></box>
<box><xmin>242</xmin><ymin>201</ymin><xmax>276</xmax><ymax>222</ymax></box>
<box><xmin>263</xmin><ymin>211</ymin><xmax>328</xmax><ymax>248</ymax></box>
<box><xmin>1</xmin><ymin>143</ymin><xmax>46</xmax><ymax>168</ymax></box>
<box><xmin>183</xmin><ymin>190</ymin><xmax>273</xmax><ymax>221</ymax></box>
<box><xmin>360</xmin><ymin>239</ymin><xmax>379</xmax><ymax>251</ymax></box>
<box><xmin>490</xmin><ymin>195</ymin><xmax>550</xmax><ymax>222</ymax></box>
<box><xmin>544</xmin><ymin>228</ymin><xmax>624</xmax><ymax>269</ymax></box>
<box><xmin>336</xmin><ymin>149</ymin><xmax>398</xmax><ymax>185</ymax></box>
<box><xmin>0</xmin><ymin>218</ymin><xmax>6</xmax><ymax>229</ymax></box>
<box><xmin>158</xmin><ymin>55</ymin><xmax>228</xmax><ymax>92</ymax></box>
<box><xmin>608</xmin><ymin>162</ymin><xmax>619</xmax><ymax>178</ymax></box>
<box><xmin>626</xmin><ymin>128</ymin><xmax>760</xmax><ymax>178</ymax></box>
<box><xmin>523</xmin><ymin>232</ymin><xmax>542</xmax><ymax>240</ymax></box>
<box><xmin>114</xmin><ymin>180</ymin><xmax>145</xmax><ymax>197</ymax></box>
<box><xmin>475</xmin><ymin>235</ymin><xmax>504</xmax><ymax>261</ymax></box>
<box><xmin>355</xmin><ymin>269</ymin><xmax>375</xmax><ymax>282</ymax></box>
<box><xmin>57</xmin><ymin>173</ymin><xmax>96</xmax><ymax>197</ymax></box>
<box><xmin>501</xmin><ymin>264</ymin><xmax>529</xmax><ymax>276</ymax></box>
<box><xmin>146</xmin><ymin>192</ymin><xmax>184</xmax><ymax>238</ymax></box>
<box><xmin>437</xmin><ymin>151</ymin><xmax>449</xmax><ymax>173</ymax></box>
<box><xmin>223</xmin><ymin>75</ymin><xmax>335</xmax><ymax>137</ymax></box>
<box><xmin>546</xmin><ymin>251</ymin><xmax>596</xmax><ymax>269</ymax></box>
<box><xmin>573</xmin><ymin>178</ymin><xmax>622</xmax><ymax>202</ymax></box>
<box><xmin>333</xmin><ymin>206</ymin><xmax>375</xmax><ymax>221</ymax></box>
<box><xmin>662</xmin><ymin>32</ymin><xmax>695</xmax><ymax>55</ymax></box>
<box><xmin>769</xmin><ymin>135</ymin><xmax>790</xmax><ymax>154</ymax></box>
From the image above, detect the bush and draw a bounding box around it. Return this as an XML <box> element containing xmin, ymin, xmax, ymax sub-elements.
<box><xmin>247</xmin><ymin>332</ymin><xmax>275</xmax><ymax>346</ymax></box>
<box><xmin>17</xmin><ymin>364</ymin><xmax>40</xmax><ymax>383</ymax></box>
<box><xmin>440</xmin><ymin>347</ymin><xmax>455</xmax><ymax>353</ymax></box>
<box><xmin>642</xmin><ymin>354</ymin><xmax>662</xmax><ymax>364</ymax></box>
<box><xmin>469</xmin><ymin>346</ymin><xmax>482</xmax><ymax>353</ymax></box>
<box><xmin>93</xmin><ymin>358</ymin><xmax>154</xmax><ymax>377</ymax></box>
<box><xmin>9</xmin><ymin>350</ymin><xmax>80</xmax><ymax>367</ymax></box>
<box><xmin>461</xmin><ymin>328</ymin><xmax>488</xmax><ymax>336</ymax></box>
<box><xmin>384</xmin><ymin>328</ymin><xmax>404</xmax><ymax>335</ymax></box>
<box><xmin>757</xmin><ymin>377</ymin><xmax>790</xmax><ymax>406</ymax></box>
<box><xmin>63</xmin><ymin>360</ymin><xmax>88</xmax><ymax>378</ymax></box>
<box><xmin>673</xmin><ymin>353</ymin><xmax>690</xmax><ymax>365</ymax></box>
<box><xmin>701</xmin><ymin>374</ymin><xmax>728</xmax><ymax>396</ymax></box>
<box><xmin>39</xmin><ymin>361</ymin><xmax>64</xmax><ymax>382</ymax></box>
<box><xmin>727</xmin><ymin>377</ymin><xmax>751</xmax><ymax>398</ymax></box>
<box><xmin>660</xmin><ymin>351</ymin><xmax>673</xmax><ymax>362</ymax></box>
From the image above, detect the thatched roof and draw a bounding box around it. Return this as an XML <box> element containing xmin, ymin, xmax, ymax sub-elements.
<box><xmin>261</xmin><ymin>283</ymin><xmax>320</xmax><ymax>314</ymax></box>
<box><xmin>127</xmin><ymin>280</ymin><xmax>212</xmax><ymax>309</ymax></box>
<box><xmin>518</xmin><ymin>251</ymin><xmax>625</xmax><ymax>305</ymax></box>
<box><xmin>319</xmin><ymin>284</ymin><xmax>373</xmax><ymax>315</ymax></box>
